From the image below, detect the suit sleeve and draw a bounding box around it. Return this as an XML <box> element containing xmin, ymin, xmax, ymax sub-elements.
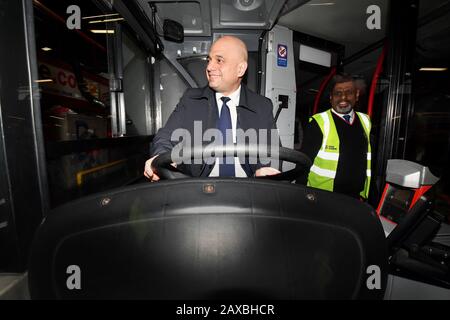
<box><xmin>150</xmin><ymin>95</ymin><xmax>187</xmax><ymax>157</ymax></box>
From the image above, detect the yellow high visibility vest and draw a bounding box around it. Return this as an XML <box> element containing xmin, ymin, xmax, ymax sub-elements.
<box><xmin>307</xmin><ymin>109</ymin><xmax>372</xmax><ymax>199</ymax></box>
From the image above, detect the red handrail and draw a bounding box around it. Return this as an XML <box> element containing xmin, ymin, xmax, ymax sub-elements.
<box><xmin>367</xmin><ymin>43</ymin><xmax>387</xmax><ymax>118</ymax></box>
<box><xmin>313</xmin><ymin>67</ymin><xmax>336</xmax><ymax>115</ymax></box>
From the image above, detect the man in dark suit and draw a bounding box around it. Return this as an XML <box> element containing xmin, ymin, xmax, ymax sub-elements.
<box><xmin>144</xmin><ymin>35</ymin><xmax>280</xmax><ymax>181</ymax></box>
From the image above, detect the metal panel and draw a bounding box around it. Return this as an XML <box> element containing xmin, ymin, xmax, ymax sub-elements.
<box><xmin>144</xmin><ymin>57</ymin><xmax>155</xmax><ymax>135</ymax></box>
<box><xmin>375</xmin><ymin>0</ymin><xmax>419</xmax><ymax>190</ymax></box>
<box><xmin>0</xmin><ymin>0</ymin><xmax>48</xmax><ymax>271</ymax></box>
<box><xmin>264</xmin><ymin>27</ymin><xmax>296</xmax><ymax>136</ymax></box>
<box><xmin>158</xmin><ymin>59</ymin><xmax>189</xmax><ymax>127</ymax></box>
<box><xmin>384</xmin><ymin>274</ymin><xmax>450</xmax><ymax>300</ymax></box>
<box><xmin>115</xmin><ymin>24</ymin><xmax>126</xmax><ymax>136</ymax></box>
<box><xmin>160</xmin><ymin>38</ymin><xmax>201</xmax><ymax>88</ymax></box>
<box><xmin>385</xmin><ymin>159</ymin><xmax>439</xmax><ymax>188</ymax></box>
<box><xmin>107</xmin><ymin>23</ymin><xmax>127</xmax><ymax>137</ymax></box>
<box><xmin>264</xmin><ymin>25</ymin><xmax>296</xmax><ymax>171</ymax></box>
<box><xmin>136</xmin><ymin>0</ymin><xmax>212</xmax><ymax>37</ymax></box>
<box><xmin>118</xmin><ymin>92</ymin><xmax>126</xmax><ymax>136</ymax></box>
<box><xmin>213</xmin><ymin>30</ymin><xmax>261</xmax><ymax>51</ymax></box>
<box><xmin>0</xmin><ymin>95</ymin><xmax>18</xmax><ymax>270</ymax></box>
<box><xmin>152</xmin><ymin>58</ymin><xmax>163</xmax><ymax>131</ymax></box>
<box><xmin>113</xmin><ymin>0</ymin><xmax>163</xmax><ymax>56</ymax></box>
<box><xmin>211</xmin><ymin>0</ymin><xmax>287</xmax><ymax>30</ymax></box>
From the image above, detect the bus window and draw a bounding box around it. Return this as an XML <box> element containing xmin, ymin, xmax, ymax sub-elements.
<box><xmin>122</xmin><ymin>29</ymin><xmax>154</xmax><ymax>136</ymax></box>
<box><xmin>32</xmin><ymin>0</ymin><xmax>157</xmax><ymax>207</ymax></box>
<box><xmin>156</xmin><ymin>58</ymin><xmax>189</xmax><ymax>128</ymax></box>
<box><xmin>178</xmin><ymin>56</ymin><xmax>209</xmax><ymax>88</ymax></box>
<box><xmin>34</xmin><ymin>1</ymin><xmax>111</xmax><ymax>142</ymax></box>
<box><xmin>406</xmin><ymin>5</ymin><xmax>450</xmax><ymax>223</ymax></box>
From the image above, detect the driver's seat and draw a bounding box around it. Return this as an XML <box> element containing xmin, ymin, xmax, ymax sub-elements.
<box><xmin>28</xmin><ymin>179</ymin><xmax>388</xmax><ymax>299</ymax></box>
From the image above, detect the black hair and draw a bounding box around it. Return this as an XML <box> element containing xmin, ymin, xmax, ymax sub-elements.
<box><xmin>330</xmin><ymin>73</ymin><xmax>355</xmax><ymax>91</ymax></box>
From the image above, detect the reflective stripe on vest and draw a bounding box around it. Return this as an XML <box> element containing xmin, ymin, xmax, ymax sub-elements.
<box><xmin>307</xmin><ymin>109</ymin><xmax>372</xmax><ymax>199</ymax></box>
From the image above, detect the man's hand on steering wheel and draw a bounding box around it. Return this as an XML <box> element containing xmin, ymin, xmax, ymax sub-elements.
<box><xmin>145</xmin><ymin>156</ymin><xmax>280</xmax><ymax>181</ymax></box>
<box><xmin>144</xmin><ymin>155</ymin><xmax>160</xmax><ymax>181</ymax></box>
<box><xmin>144</xmin><ymin>145</ymin><xmax>311</xmax><ymax>182</ymax></box>
<box><xmin>255</xmin><ymin>167</ymin><xmax>281</xmax><ymax>177</ymax></box>
<box><xmin>144</xmin><ymin>155</ymin><xmax>177</xmax><ymax>182</ymax></box>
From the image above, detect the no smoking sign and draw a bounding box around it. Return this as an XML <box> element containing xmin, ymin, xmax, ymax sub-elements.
<box><xmin>277</xmin><ymin>44</ymin><xmax>288</xmax><ymax>67</ymax></box>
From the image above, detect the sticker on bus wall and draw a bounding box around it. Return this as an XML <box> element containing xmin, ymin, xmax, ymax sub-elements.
<box><xmin>277</xmin><ymin>44</ymin><xmax>288</xmax><ymax>67</ymax></box>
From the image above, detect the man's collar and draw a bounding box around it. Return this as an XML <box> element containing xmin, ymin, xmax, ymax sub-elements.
<box><xmin>192</xmin><ymin>84</ymin><xmax>257</xmax><ymax>113</ymax></box>
<box><xmin>191</xmin><ymin>86</ymin><xmax>215</xmax><ymax>100</ymax></box>
<box><xmin>216</xmin><ymin>85</ymin><xmax>241</xmax><ymax>107</ymax></box>
<box><xmin>331</xmin><ymin>108</ymin><xmax>355</xmax><ymax>118</ymax></box>
<box><xmin>237</xmin><ymin>84</ymin><xmax>256</xmax><ymax>113</ymax></box>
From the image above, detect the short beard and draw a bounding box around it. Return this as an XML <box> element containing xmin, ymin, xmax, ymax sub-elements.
<box><xmin>334</xmin><ymin>103</ymin><xmax>352</xmax><ymax>114</ymax></box>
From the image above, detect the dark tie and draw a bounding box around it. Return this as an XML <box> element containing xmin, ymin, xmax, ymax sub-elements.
<box><xmin>217</xmin><ymin>96</ymin><xmax>235</xmax><ymax>176</ymax></box>
<box><xmin>343</xmin><ymin>114</ymin><xmax>351</xmax><ymax>123</ymax></box>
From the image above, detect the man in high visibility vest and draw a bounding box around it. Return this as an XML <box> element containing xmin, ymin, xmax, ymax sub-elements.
<box><xmin>299</xmin><ymin>73</ymin><xmax>371</xmax><ymax>200</ymax></box>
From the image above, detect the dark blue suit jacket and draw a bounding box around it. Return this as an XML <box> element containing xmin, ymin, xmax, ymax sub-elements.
<box><xmin>150</xmin><ymin>84</ymin><xmax>279</xmax><ymax>177</ymax></box>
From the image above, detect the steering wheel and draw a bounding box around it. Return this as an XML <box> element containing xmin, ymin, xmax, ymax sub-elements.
<box><xmin>151</xmin><ymin>144</ymin><xmax>312</xmax><ymax>182</ymax></box>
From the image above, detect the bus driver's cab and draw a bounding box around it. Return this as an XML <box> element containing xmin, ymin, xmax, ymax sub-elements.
<box><xmin>0</xmin><ymin>0</ymin><xmax>449</xmax><ymax>300</ymax></box>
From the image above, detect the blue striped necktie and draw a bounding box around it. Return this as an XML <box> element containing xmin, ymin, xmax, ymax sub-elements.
<box><xmin>217</xmin><ymin>97</ymin><xmax>235</xmax><ymax>176</ymax></box>
<box><xmin>343</xmin><ymin>114</ymin><xmax>351</xmax><ymax>123</ymax></box>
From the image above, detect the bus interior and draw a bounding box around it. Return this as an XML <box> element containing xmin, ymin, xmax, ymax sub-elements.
<box><xmin>0</xmin><ymin>0</ymin><xmax>449</xmax><ymax>300</ymax></box>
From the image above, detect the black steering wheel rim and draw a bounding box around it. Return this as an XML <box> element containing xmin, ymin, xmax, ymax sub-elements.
<box><xmin>152</xmin><ymin>144</ymin><xmax>312</xmax><ymax>181</ymax></box>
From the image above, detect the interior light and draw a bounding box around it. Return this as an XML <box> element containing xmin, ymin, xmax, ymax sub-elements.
<box><xmin>88</xmin><ymin>18</ymin><xmax>125</xmax><ymax>24</ymax></box>
<box><xmin>35</xmin><ymin>79</ymin><xmax>54</xmax><ymax>83</ymax></box>
<box><xmin>90</xmin><ymin>29</ymin><xmax>115</xmax><ymax>34</ymax></box>
<box><xmin>49</xmin><ymin>115</ymin><xmax>64</xmax><ymax>120</ymax></box>
<box><xmin>419</xmin><ymin>67</ymin><xmax>447</xmax><ymax>72</ymax></box>
<box><xmin>41</xmin><ymin>47</ymin><xmax>52</xmax><ymax>51</ymax></box>
<box><xmin>299</xmin><ymin>44</ymin><xmax>332</xmax><ymax>67</ymax></box>
<box><xmin>308</xmin><ymin>2</ymin><xmax>335</xmax><ymax>6</ymax></box>
<box><xmin>82</xmin><ymin>13</ymin><xmax>120</xmax><ymax>20</ymax></box>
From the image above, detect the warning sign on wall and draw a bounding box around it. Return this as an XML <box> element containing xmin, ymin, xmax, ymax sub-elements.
<box><xmin>277</xmin><ymin>44</ymin><xmax>288</xmax><ymax>67</ymax></box>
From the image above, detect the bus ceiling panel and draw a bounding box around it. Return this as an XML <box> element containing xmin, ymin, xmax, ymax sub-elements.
<box><xmin>137</xmin><ymin>0</ymin><xmax>212</xmax><ymax>37</ymax></box>
<box><xmin>211</xmin><ymin>0</ymin><xmax>287</xmax><ymax>30</ymax></box>
<box><xmin>113</xmin><ymin>0</ymin><xmax>163</xmax><ymax>57</ymax></box>
<box><xmin>279</xmin><ymin>0</ymin><xmax>311</xmax><ymax>17</ymax></box>
<box><xmin>416</xmin><ymin>8</ymin><xmax>450</xmax><ymax>62</ymax></box>
<box><xmin>213</xmin><ymin>30</ymin><xmax>263</xmax><ymax>51</ymax></box>
<box><xmin>136</xmin><ymin>0</ymin><xmax>287</xmax><ymax>35</ymax></box>
<box><xmin>163</xmin><ymin>30</ymin><xmax>263</xmax><ymax>58</ymax></box>
<box><xmin>162</xmin><ymin>39</ymin><xmax>211</xmax><ymax>60</ymax></box>
<box><xmin>278</xmin><ymin>0</ymin><xmax>388</xmax><ymax>57</ymax></box>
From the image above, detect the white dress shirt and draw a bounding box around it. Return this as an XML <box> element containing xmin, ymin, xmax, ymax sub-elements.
<box><xmin>209</xmin><ymin>86</ymin><xmax>248</xmax><ymax>177</ymax></box>
<box><xmin>331</xmin><ymin>108</ymin><xmax>355</xmax><ymax>124</ymax></box>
